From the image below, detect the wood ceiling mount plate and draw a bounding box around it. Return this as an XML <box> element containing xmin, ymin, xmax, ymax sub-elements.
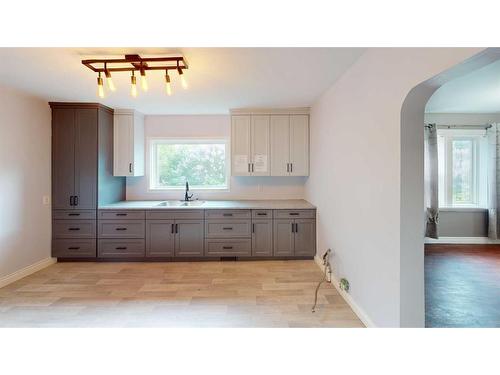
<box><xmin>82</xmin><ymin>54</ymin><xmax>189</xmax><ymax>73</ymax></box>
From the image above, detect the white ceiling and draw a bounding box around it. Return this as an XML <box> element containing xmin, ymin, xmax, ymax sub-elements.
<box><xmin>0</xmin><ymin>48</ymin><xmax>364</xmax><ymax>115</ymax></box>
<box><xmin>426</xmin><ymin>59</ymin><xmax>500</xmax><ymax>113</ymax></box>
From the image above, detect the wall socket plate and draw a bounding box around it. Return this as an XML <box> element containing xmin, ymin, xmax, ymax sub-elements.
<box><xmin>42</xmin><ymin>195</ymin><xmax>50</xmax><ymax>205</ymax></box>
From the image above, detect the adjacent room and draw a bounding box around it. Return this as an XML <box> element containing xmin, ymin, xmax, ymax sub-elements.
<box><xmin>424</xmin><ymin>60</ymin><xmax>500</xmax><ymax>327</ymax></box>
<box><xmin>0</xmin><ymin>47</ymin><xmax>498</xmax><ymax>328</ymax></box>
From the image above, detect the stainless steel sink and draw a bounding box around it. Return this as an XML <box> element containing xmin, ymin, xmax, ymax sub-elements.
<box><xmin>157</xmin><ymin>200</ymin><xmax>205</xmax><ymax>207</ymax></box>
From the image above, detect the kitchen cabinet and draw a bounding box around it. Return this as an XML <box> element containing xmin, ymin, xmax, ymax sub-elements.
<box><xmin>175</xmin><ymin>220</ymin><xmax>204</xmax><ymax>257</ymax></box>
<box><xmin>231</xmin><ymin>115</ymin><xmax>270</xmax><ymax>176</ymax></box>
<box><xmin>52</xmin><ymin>107</ymin><xmax>97</xmax><ymax>209</ymax></box>
<box><xmin>50</xmin><ymin>102</ymin><xmax>126</xmax><ymax>259</ymax></box>
<box><xmin>252</xmin><ymin>219</ymin><xmax>273</xmax><ymax>256</ymax></box>
<box><xmin>273</xmin><ymin>214</ymin><xmax>316</xmax><ymax>256</ymax></box>
<box><xmin>113</xmin><ymin>109</ymin><xmax>144</xmax><ymax>177</ymax></box>
<box><xmin>146</xmin><ymin>220</ymin><xmax>175</xmax><ymax>257</ymax></box>
<box><xmin>270</xmin><ymin>114</ymin><xmax>309</xmax><ymax>176</ymax></box>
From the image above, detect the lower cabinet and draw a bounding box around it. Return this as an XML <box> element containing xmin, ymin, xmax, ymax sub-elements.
<box><xmin>274</xmin><ymin>218</ymin><xmax>316</xmax><ymax>256</ymax></box>
<box><xmin>205</xmin><ymin>239</ymin><xmax>251</xmax><ymax>257</ymax></box>
<box><xmin>145</xmin><ymin>219</ymin><xmax>204</xmax><ymax>257</ymax></box>
<box><xmin>252</xmin><ymin>220</ymin><xmax>273</xmax><ymax>256</ymax></box>
<box><xmin>146</xmin><ymin>220</ymin><xmax>175</xmax><ymax>257</ymax></box>
<box><xmin>175</xmin><ymin>220</ymin><xmax>204</xmax><ymax>257</ymax></box>
<box><xmin>98</xmin><ymin>239</ymin><xmax>145</xmax><ymax>258</ymax></box>
<box><xmin>52</xmin><ymin>239</ymin><xmax>96</xmax><ymax>258</ymax></box>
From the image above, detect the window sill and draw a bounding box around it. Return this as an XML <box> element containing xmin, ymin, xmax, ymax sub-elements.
<box><xmin>439</xmin><ymin>207</ymin><xmax>488</xmax><ymax>213</ymax></box>
<box><xmin>149</xmin><ymin>187</ymin><xmax>229</xmax><ymax>192</ymax></box>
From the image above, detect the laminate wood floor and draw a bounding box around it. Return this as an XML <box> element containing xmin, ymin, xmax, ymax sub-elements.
<box><xmin>425</xmin><ymin>244</ymin><xmax>500</xmax><ymax>328</ymax></box>
<box><xmin>0</xmin><ymin>260</ymin><xmax>364</xmax><ymax>328</ymax></box>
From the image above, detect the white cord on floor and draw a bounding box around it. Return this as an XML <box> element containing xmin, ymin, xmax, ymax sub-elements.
<box><xmin>312</xmin><ymin>249</ymin><xmax>332</xmax><ymax>313</ymax></box>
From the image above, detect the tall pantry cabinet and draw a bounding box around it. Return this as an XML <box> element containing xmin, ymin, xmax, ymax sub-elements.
<box><xmin>50</xmin><ymin>103</ymin><xmax>125</xmax><ymax>258</ymax></box>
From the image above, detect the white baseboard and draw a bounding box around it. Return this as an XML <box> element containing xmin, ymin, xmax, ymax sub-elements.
<box><xmin>314</xmin><ymin>255</ymin><xmax>376</xmax><ymax>328</ymax></box>
<box><xmin>425</xmin><ymin>236</ymin><xmax>500</xmax><ymax>244</ymax></box>
<box><xmin>0</xmin><ymin>257</ymin><xmax>57</xmax><ymax>289</ymax></box>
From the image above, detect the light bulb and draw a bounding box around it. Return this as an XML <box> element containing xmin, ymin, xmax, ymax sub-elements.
<box><xmin>130</xmin><ymin>73</ymin><xmax>137</xmax><ymax>97</ymax></box>
<box><xmin>97</xmin><ymin>74</ymin><xmax>104</xmax><ymax>98</ymax></box>
<box><xmin>140</xmin><ymin>69</ymin><xmax>148</xmax><ymax>91</ymax></box>
<box><xmin>105</xmin><ymin>70</ymin><xmax>116</xmax><ymax>91</ymax></box>
<box><xmin>177</xmin><ymin>67</ymin><xmax>188</xmax><ymax>89</ymax></box>
<box><xmin>165</xmin><ymin>72</ymin><xmax>172</xmax><ymax>96</ymax></box>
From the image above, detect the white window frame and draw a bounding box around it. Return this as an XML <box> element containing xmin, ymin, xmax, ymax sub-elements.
<box><xmin>149</xmin><ymin>137</ymin><xmax>230</xmax><ymax>191</ymax></box>
<box><xmin>437</xmin><ymin>129</ymin><xmax>487</xmax><ymax>209</ymax></box>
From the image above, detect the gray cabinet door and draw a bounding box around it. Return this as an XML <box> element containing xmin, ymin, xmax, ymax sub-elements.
<box><xmin>52</xmin><ymin>108</ymin><xmax>76</xmax><ymax>209</ymax></box>
<box><xmin>175</xmin><ymin>220</ymin><xmax>204</xmax><ymax>257</ymax></box>
<box><xmin>273</xmin><ymin>219</ymin><xmax>294</xmax><ymax>256</ymax></box>
<box><xmin>74</xmin><ymin>108</ymin><xmax>97</xmax><ymax>209</ymax></box>
<box><xmin>252</xmin><ymin>220</ymin><xmax>273</xmax><ymax>256</ymax></box>
<box><xmin>294</xmin><ymin>219</ymin><xmax>316</xmax><ymax>256</ymax></box>
<box><xmin>146</xmin><ymin>220</ymin><xmax>175</xmax><ymax>257</ymax></box>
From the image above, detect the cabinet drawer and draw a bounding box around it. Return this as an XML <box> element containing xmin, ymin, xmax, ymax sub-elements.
<box><xmin>252</xmin><ymin>210</ymin><xmax>273</xmax><ymax>219</ymax></box>
<box><xmin>98</xmin><ymin>220</ymin><xmax>145</xmax><ymax>238</ymax></box>
<box><xmin>274</xmin><ymin>210</ymin><xmax>316</xmax><ymax>219</ymax></box>
<box><xmin>53</xmin><ymin>210</ymin><xmax>96</xmax><ymax>220</ymax></box>
<box><xmin>205</xmin><ymin>220</ymin><xmax>251</xmax><ymax>238</ymax></box>
<box><xmin>52</xmin><ymin>239</ymin><xmax>96</xmax><ymax>258</ymax></box>
<box><xmin>53</xmin><ymin>220</ymin><xmax>96</xmax><ymax>239</ymax></box>
<box><xmin>98</xmin><ymin>210</ymin><xmax>145</xmax><ymax>220</ymax></box>
<box><xmin>205</xmin><ymin>210</ymin><xmax>251</xmax><ymax>219</ymax></box>
<box><xmin>98</xmin><ymin>239</ymin><xmax>145</xmax><ymax>258</ymax></box>
<box><xmin>146</xmin><ymin>210</ymin><xmax>204</xmax><ymax>220</ymax></box>
<box><xmin>205</xmin><ymin>239</ymin><xmax>251</xmax><ymax>256</ymax></box>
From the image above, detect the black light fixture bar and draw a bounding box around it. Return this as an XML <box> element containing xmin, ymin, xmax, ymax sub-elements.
<box><xmin>82</xmin><ymin>54</ymin><xmax>188</xmax><ymax>73</ymax></box>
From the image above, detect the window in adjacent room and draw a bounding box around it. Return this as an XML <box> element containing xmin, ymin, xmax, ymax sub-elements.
<box><xmin>150</xmin><ymin>138</ymin><xmax>229</xmax><ymax>190</ymax></box>
<box><xmin>437</xmin><ymin>129</ymin><xmax>487</xmax><ymax>208</ymax></box>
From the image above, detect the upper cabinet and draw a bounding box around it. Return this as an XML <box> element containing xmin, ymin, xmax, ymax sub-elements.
<box><xmin>231</xmin><ymin>108</ymin><xmax>309</xmax><ymax>177</ymax></box>
<box><xmin>113</xmin><ymin>109</ymin><xmax>145</xmax><ymax>177</ymax></box>
<box><xmin>231</xmin><ymin>114</ymin><xmax>271</xmax><ymax>176</ymax></box>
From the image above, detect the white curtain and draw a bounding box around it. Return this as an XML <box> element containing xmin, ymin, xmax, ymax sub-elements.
<box><xmin>424</xmin><ymin>124</ymin><xmax>439</xmax><ymax>238</ymax></box>
<box><xmin>487</xmin><ymin>124</ymin><xmax>498</xmax><ymax>239</ymax></box>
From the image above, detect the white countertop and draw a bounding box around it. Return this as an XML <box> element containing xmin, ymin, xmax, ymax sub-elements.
<box><xmin>98</xmin><ymin>199</ymin><xmax>316</xmax><ymax>210</ymax></box>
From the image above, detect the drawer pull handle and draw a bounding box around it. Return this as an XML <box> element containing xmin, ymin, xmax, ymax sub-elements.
<box><xmin>68</xmin><ymin>227</ymin><xmax>80</xmax><ymax>231</ymax></box>
<box><xmin>116</xmin><ymin>228</ymin><xmax>127</xmax><ymax>231</ymax></box>
<box><xmin>222</xmin><ymin>213</ymin><xmax>233</xmax><ymax>217</ymax></box>
<box><xmin>289</xmin><ymin>213</ymin><xmax>299</xmax><ymax>216</ymax></box>
<box><xmin>68</xmin><ymin>247</ymin><xmax>80</xmax><ymax>250</ymax></box>
<box><xmin>223</xmin><ymin>227</ymin><xmax>233</xmax><ymax>230</ymax></box>
<box><xmin>257</xmin><ymin>213</ymin><xmax>267</xmax><ymax>216</ymax></box>
<box><xmin>116</xmin><ymin>213</ymin><xmax>127</xmax><ymax>216</ymax></box>
<box><xmin>223</xmin><ymin>246</ymin><xmax>233</xmax><ymax>250</ymax></box>
<box><xmin>68</xmin><ymin>213</ymin><xmax>80</xmax><ymax>216</ymax></box>
<box><xmin>116</xmin><ymin>246</ymin><xmax>127</xmax><ymax>250</ymax></box>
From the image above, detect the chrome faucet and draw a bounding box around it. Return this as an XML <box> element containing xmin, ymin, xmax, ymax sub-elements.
<box><xmin>184</xmin><ymin>181</ymin><xmax>194</xmax><ymax>201</ymax></box>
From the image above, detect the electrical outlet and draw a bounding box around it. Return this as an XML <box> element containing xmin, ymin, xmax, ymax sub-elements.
<box><xmin>42</xmin><ymin>195</ymin><xmax>50</xmax><ymax>205</ymax></box>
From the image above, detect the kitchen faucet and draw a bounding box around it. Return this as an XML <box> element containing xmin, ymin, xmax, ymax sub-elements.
<box><xmin>184</xmin><ymin>181</ymin><xmax>194</xmax><ymax>201</ymax></box>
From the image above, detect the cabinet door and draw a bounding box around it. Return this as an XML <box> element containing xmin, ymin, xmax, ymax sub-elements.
<box><xmin>270</xmin><ymin>115</ymin><xmax>290</xmax><ymax>176</ymax></box>
<box><xmin>273</xmin><ymin>219</ymin><xmax>294</xmax><ymax>256</ymax></box>
<box><xmin>294</xmin><ymin>219</ymin><xmax>316</xmax><ymax>256</ymax></box>
<box><xmin>231</xmin><ymin>115</ymin><xmax>251</xmax><ymax>176</ymax></box>
<box><xmin>74</xmin><ymin>108</ymin><xmax>97</xmax><ymax>209</ymax></box>
<box><xmin>113</xmin><ymin>113</ymin><xmax>133</xmax><ymax>176</ymax></box>
<box><xmin>175</xmin><ymin>220</ymin><xmax>204</xmax><ymax>257</ymax></box>
<box><xmin>252</xmin><ymin>220</ymin><xmax>273</xmax><ymax>256</ymax></box>
<box><xmin>250</xmin><ymin>115</ymin><xmax>270</xmax><ymax>176</ymax></box>
<box><xmin>146</xmin><ymin>220</ymin><xmax>175</xmax><ymax>257</ymax></box>
<box><xmin>289</xmin><ymin>115</ymin><xmax>309</xmax><ymax>176</ymax></box>
<box><xmin>52</xmin><ymin>108</ymin><xmax>76</xmax><ymax>209</ymax></box>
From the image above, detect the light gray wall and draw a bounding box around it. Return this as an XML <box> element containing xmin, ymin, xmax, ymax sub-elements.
<box><xmin>0</xmin><ymin>85</ymin><xmax>51</xmax><ymax>280</ymax></box>
<box><xmin>424</xmin><ymin>113</ymin><xmax>499</xmax><ymax>238</ymax></box>
<box><xmin>439</xmin><ymin>210</ymin><xmax>488</xmax><ymax>237</ymax></box>
<box><xmin>306</xmin><ymin>47</ymin><xmax>483</xmax><ymax>327</ymax></box>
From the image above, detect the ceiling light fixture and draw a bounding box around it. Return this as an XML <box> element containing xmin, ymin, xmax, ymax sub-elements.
<box><xmin>97</xmin><ymin>72</ymin><xmax>104</xmax><ymax>98</ymax></box>
<box><xmin>165</xmin><ymin>70</ymin><xmax>172</xmax><ymax>96</ymax></box>
<box><xmin>104</xmin><ymin>63</ymin><xmax>116</xmax><ymax>92</ymax></box>
<box><xmin>82</xmin><ymin>54</ymin><xmax>188</xmax><ymax>98</ymax></box>
<box><xmin>130</xmin><ymin>71</ymin><xmax>137</xmax><ymax>97</ymax></box>
<box><xmin>140</xmin><ymin>68</ymin><xmax>148</xmax><ymax>91</ymax></box>
<box><xmin>177</xmin><ymin>61</ymin><xmax>188</xmax><ymax>89</ymax></box>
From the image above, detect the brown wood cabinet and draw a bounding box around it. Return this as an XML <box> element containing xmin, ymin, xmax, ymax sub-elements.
<box><xmin>50</xmin><ymin>103</ymin><xmax>125</xmax><ymax>258</ymax></box>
